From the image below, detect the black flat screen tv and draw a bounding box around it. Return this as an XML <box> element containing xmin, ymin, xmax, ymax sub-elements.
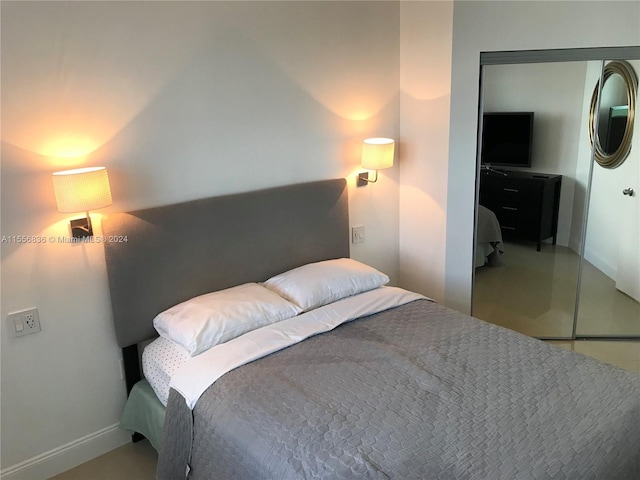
<box><xmin>481</xmin><ymin>112</ymin><xmax>534</xmax><ymax>168</ymax></box>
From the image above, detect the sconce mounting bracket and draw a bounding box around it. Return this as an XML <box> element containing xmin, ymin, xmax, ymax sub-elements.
<box><xmin>70</xmin><ymin>217</ymin><xmax>93</xmax><ymax>238</ymax></box>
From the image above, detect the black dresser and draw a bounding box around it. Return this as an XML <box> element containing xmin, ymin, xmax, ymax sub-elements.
<box><xmin>479</xmin><ymin>170</ymin><xmax>562</xmax><ymax>251</ymax></box>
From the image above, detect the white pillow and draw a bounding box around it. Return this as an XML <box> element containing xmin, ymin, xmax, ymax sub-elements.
<box><xmin>153</xmin><ymin>283</ymin><xmax>302</xmax><ymax>356</ymax></box>
<box><xmin>263</xmin><ymin>258</ymin><xmax>389</xmax><ymax>311</ymax></box>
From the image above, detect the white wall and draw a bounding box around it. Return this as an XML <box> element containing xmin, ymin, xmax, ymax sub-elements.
<box><xmin>398</xmin><ymin>1</ymin><xmax>453</xmax><ymax>302</ymax></box>
<box><xmin>446</xmin><ymin>0</ymin><xmax>640</xmax><ymax>313</ymax></box>
<box><xmin>482</xmin><ymin>62</ymin><xmax>588</xmax><ymax>248</ymax></box>
<box><xmin>0</xmin><ymin>2</ymin><xmax>400</xmax><ymax>477</ymax></box>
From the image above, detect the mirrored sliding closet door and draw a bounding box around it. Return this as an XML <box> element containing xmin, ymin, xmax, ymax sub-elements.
<box><xmin>472</xmin><ymin>49</ymin><xmax>640</xmax><ymax>341</ymax></box>
<box><xmin>575</xmin><ymin>59</ymin><xmax>640</xmax><ymax>338</ymax></box>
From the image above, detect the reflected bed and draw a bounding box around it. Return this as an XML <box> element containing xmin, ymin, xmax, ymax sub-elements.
<box><xmin>475</xmin><ymin>204</ymin><xmax>505</xmax><ymax>268</ymax></box>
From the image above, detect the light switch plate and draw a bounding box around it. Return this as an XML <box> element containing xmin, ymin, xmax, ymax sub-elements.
<box><xmin>352</xmin><ymin>225</ymin><xmax>365</xmax><ymax>244</ymax></box>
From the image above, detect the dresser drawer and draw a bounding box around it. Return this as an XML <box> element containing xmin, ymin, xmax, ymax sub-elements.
<box><xmin>479</xmin><ymin>171</ymin><xmax>562</xmax><ymax>250</ymax></box>
<box><xmin>498</xmin><ymin>209</ymin><xmax>539</xmax><ymax>238</ymax></box>
<box><xmin>492</xmin><ymin>180</ymin><xmax>540</xmax><ymax>204</ymax></box>
<box><xmin>496</xmin><ymin>202</ymin><xmax>539</xmax><ymax>220</ymax></box>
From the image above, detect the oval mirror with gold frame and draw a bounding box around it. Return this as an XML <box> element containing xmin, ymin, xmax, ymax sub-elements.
<box><xmin>588</xmin><ymin>60</ymin><xmax>638</xmax><ymax>168</ymax></box>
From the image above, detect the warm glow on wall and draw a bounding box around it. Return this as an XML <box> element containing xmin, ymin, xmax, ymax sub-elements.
<box><xmin>4</xmin><ymin>111</ymin><xmax>112</xmax><ymax>166</ymax></box>
<box><xmin>40</xmin><ymin>137</ymin><xmax>101</xmax><ymax>160</ymax></box>
<box><xmin>330</xmin><ymin>96</ymin><xmax>393</xmax><ymax>122</ymax></box>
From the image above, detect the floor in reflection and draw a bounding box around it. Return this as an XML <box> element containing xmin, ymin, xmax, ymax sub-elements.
<box><xmin>473</xmin><ymin>240</ymin><xmax>640</xmax><ymax>338</ymax></box>
<box><xmin>473</xmin><ymin>240</ymin><xmax>640</xmax><ymax>372</ymax></box>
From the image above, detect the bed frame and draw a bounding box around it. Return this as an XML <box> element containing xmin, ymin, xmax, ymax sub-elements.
<box><xmin>102</xmin><ymin>179</ymin><xmax>349</xmax><ymax>402</ymax></box>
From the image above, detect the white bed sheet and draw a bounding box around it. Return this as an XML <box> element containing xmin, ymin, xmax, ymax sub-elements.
<box><xmin>171</xmin><ymin>286</ymin><xmax>426</xmax><ymax>409</ymax></box>
<box><xmin>142</xmin><ymin>336</ymin><xmax>190</xmax><ymax>407</ymax></box>
<box><xmin>143</xmin><ymin>286</ymin><xmax>427</xmax><ymax>409</ymax></box>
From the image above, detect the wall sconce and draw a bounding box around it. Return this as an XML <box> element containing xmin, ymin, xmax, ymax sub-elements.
<box><xmin>52</xmin><ymin>166</ymin><xmax>112</xmax><ymax>238</ymax></box>
<box><xmin>357</xmin><ymin>138</ymin><xmax>395</xmax><ymax>187</ymax></box>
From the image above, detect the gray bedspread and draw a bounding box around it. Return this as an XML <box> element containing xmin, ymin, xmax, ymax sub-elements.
<box><xmin>157</xmin><ymin>299</ymin><xmax>640</xmax><ymax>479</ymax></box>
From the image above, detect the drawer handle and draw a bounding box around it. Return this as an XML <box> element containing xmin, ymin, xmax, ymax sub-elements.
<box><xmin>503</xmin><ymin>188</ymin><xmax>519</xmax><ymax>193</ymax></box>
<box><xmin>502</xmin><ymin>206</ymin><xmax>518</xmax><ymax>211</ymax></box>
<box><xmin>502</xmin><ymin>226</ymin><xmax>517</xmax><ymax>231</ymax></box>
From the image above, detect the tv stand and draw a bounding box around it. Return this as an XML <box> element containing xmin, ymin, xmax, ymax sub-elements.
<box><xmin>479</xmin><ymin>170</ymin><xmax>562</xmax><ymax>251</ymax></box>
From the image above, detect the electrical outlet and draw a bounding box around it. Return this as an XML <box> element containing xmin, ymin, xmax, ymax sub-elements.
<box><xmin>7</xmin><ymin>308</ymin><xmax>41</xmax><ymax>337</ymax></box>
<box><xmin>352</xmin><ymin>225</ymin><xmax>365</xmax><ymax>244</ymax></box>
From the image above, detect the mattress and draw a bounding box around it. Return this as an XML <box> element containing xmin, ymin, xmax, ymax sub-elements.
<box><xmin>157</xmin><ymin>296</ymin><xmax>640</xmax><ymax>480</ymax></box>
<box><xmin>142</xmin><ymin>336</ymin><xmax>189</xmax><ymax>407</ymax></box>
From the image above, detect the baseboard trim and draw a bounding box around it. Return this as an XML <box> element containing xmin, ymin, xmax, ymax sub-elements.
<box><xmin>1</xmin><ymin>423</ymin><xmax>130</xmax><ymax>480</ymax></box>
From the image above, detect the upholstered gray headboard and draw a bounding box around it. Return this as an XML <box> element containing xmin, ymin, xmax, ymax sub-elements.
<box><xmin>103</xmin><ymin>178</ymin><xmax>349</xmax><ymax>351</ymax></box>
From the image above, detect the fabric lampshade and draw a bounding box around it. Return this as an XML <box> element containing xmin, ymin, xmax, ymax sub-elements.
<box><xmin>361</xmin><ymin>138</ymin><xmax>395</xmax><ymax>170</ymax></box>
<box><xmin>52</xmin><ymin>166</ymin><xmax>112</xmax><ymax>213</ymax></box>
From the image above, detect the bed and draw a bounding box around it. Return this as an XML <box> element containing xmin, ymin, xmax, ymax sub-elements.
<box><xmin>103</xmin><ymin>179</ymin><xmax>640</xmax><ymax>479</ymax></box>
<box><xmin>475</xmin><ymin>204</ymin><xmax>504</xmax><ymax>268</ymax></box>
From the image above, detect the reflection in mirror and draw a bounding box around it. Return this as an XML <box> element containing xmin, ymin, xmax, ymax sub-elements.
<box><xmin>577</xmin><ymin>59</ymin><xmax>640</xmax><ymax>337</ymax></box>
<box><xmin>474</xmin><ymin>57</ymin><xmax>639</xmax><ymax>342</ymax></box>
<box><xmin>589</xmin><ymin>60</ymin><xmax>638</xmax><ymax>168</ymax></box>
<box><xmin>472</xmin><ymin>61</ymin><xmax>589</xmax><ymax>340</ymax></box>
<box><xmin>598</xmin><ymin>74</ymin><xmax>627</xmax><ymax>154</ymax></box>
